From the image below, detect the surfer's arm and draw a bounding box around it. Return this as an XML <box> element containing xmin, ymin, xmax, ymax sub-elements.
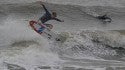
<box><xmin>41</xmin><ymin>4</ymin><xmax>50</xmax><ymax>13</ymax></box>
<box><xmin>53</xmin><ymin>18</ymin><xmax>64</xmax><ymax>22</ymax></box>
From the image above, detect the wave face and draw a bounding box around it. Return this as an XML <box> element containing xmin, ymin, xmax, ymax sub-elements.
<box><xmin>0</xmin><ymin>1</ymin><xmax>125</xmax><ymax>70</ymax></box>
<box><xmin>56</xmin><ymin>30</ymin><xmax>125</xmax><ymax>60</ymax></box>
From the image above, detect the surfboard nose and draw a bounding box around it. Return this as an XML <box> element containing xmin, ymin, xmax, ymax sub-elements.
<box><xmin>29</xmin><ymin>20</ymin><xmax>36</xmax><ymax>25</ymax></box>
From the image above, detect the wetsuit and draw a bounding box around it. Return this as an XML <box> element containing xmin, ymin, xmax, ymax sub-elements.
<box><xmin>39</xmin><ymin>4</ymin><xmax>62</xmax><ymax>24</ymax></box>
<box><xmin>97</xmin><ymin>15</ymin><xmax>107</xmax><ymax>20</ymax></box>
<box><xmin>97</xmin><ymin>15</ymin><xmax>112</xmax><ymax>23</ymax></box>
<box><xmin>38</xmin><ymin>4</ymin><xmax>62</xmax><ymax>41</ymax></box>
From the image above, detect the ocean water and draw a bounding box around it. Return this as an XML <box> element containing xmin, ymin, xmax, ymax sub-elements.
<box><xmin>0</xmin><ymin>1</ymin><xmax>125</xmax><ymax>70</ymax></box>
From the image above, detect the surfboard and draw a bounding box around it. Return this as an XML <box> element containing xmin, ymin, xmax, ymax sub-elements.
<box><xmin>29</xmin><ymin>20</ymin><xmax>60</xmax><ymax>41</ymax></box>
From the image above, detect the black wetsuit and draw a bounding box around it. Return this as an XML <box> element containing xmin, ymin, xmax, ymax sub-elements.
<box><xmin>40</xmin><ymin>4</ymin><xmax>62</xmax><ymax>24</ymax></box>
<box><xmin>97</xmin><ymin>15</ymin><xmax>107</xmax><ymax>20</ymax></box>
<box><xmin>97</xmin><ymin>15</ymin><xmax>112</xmax><ymax>22</ymax></box>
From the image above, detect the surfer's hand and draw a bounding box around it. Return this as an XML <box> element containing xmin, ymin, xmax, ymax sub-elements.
<box><xmin>36</xmin><ymin>1</ymin><xmax>43</xmax><ymax>5</ymax></box>
<box><xmin>61</xmin><ymin>20</ymin><xmax>64</xmax><ymax>22</ymax></box>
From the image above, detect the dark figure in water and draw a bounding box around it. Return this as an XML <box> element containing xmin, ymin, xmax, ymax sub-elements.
<box><xmin>97</xmin><ymin>14</ymin><xmax>112</xmax><ymax>23</ymax></box>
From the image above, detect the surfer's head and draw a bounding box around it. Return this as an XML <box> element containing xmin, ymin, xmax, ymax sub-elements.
<box><xmin>52</xmin><ymin>12</ymin><xmax>57</xmax><ymax>18</ymax></box>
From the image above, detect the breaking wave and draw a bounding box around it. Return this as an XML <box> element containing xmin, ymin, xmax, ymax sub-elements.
<box><xmin>50</xmin><ymin>30</ymin><xmax>125</xmax><ymax>61</ymax></box>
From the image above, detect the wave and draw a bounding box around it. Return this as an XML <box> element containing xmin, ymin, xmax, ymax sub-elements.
<box><xmin>0</xmin><ymin>1</ymin><xmax>125</xmax><ymax>69</ymax></box>
<box><xmin>1</xmin><ymin>0</ymin><xmax>125</xmax><ymax>7</ymax></box>
<box><xmin>52</xmin><ymin>30</ymin><xmax>125</xmax><ymax>61</ymax></box>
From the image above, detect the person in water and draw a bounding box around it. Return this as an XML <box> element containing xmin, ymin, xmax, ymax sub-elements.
<box><xmin>38</xmin><ymin>4</ymin><xmax>64</xmax><ymax>29</ymax></box>
<box><xmin>96</xmin><ymin>14</ymin><xmax>112</xmax><ymax>23</ymax></box>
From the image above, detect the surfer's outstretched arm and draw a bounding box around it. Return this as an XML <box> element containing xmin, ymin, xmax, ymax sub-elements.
<box><xmin>53</xmin><ymin>18</ymin><xmax>64</xmax><ymax>22</ymax></box>
<box><xmin>40</xmin><ymin>4</ymin><xmax>50</xmax><ymax>13</ymax></box>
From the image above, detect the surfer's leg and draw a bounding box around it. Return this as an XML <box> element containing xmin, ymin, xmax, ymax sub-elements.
<box><xmin>44</xmin><ymin>24</ymin><xmax>53</xmax><ymax>29</ymax></box>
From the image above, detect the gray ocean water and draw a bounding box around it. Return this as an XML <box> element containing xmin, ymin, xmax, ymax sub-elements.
<box><xmin>0</xmin><ymin>1</ymin><xmax>125</xmax><ymax>70</ymax></box>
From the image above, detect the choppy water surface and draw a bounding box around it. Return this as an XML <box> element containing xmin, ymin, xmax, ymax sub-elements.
<box><xmin>0</xmin><ymin>1</ymin><xmax>125</xmax><ymax>70</ymax></box>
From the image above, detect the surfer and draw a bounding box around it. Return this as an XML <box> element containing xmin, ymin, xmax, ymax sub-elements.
<box><xmin>96</xmin><ymin>14</ymin><xmax>112</xmax><ymax>23</ymax></box>
<box><xmin>38</xmin><ymin>3</ymin><xmax>64</xmax><ymax>29</ymax></box>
